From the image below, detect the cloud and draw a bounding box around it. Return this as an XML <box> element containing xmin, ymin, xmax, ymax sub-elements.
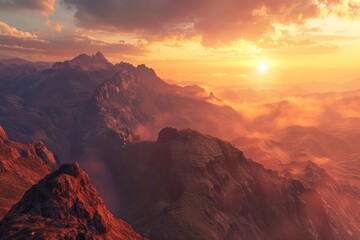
<box><xmin>216</xmin><ymin>88</ymin><xmax>360</xmax><ymax>134</ymax></box>
<box><xmin>0</xmin><ymin>43</ymin><xmax>42</xmax><ymax>53</ymax></box>
<box><xmin>0</xmin><ymin>21</ymin><xmax>38</xmax><ymax>39</ymax></box>
<box><xmin>262</xmin><ymin>40</ymin><xmax>340</xmax><ymax>55</ymax></box>
<box><xmin>60</xmin><ymin>0</ymin><xmax>347</xmax><ymax>46</ymax></box>
<box><xmin>335</xmin><ymin>96</ymin><xmax>360</xmax><ymax>118</ymax></box>
<box><xmin>0</xmin><ymin>0</ymin><xmax>63</xmax><ymax>33</ymax></box>
<box><xmin>324</xmin><ymin>0</ymin><xmax>360</xmax><ymax>19</ymax></box>
<box><xmin>45</xmin><ymin>17</ymin><xmax>63</xmax><ymax>32</ymax></box>
<box><xmin>0</xmin><ymin>22</ymin><xmax>147</xmax><ymax>60</ymax></box>
<box><xmin>0</xmin><ymin>0</ymin><xmax>55</xmax><ymax>14</ymax></box>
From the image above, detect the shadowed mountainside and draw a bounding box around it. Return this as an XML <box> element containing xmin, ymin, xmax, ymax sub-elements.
<box><xmin>0</xmin><ymin>53</ymin><xmax>244</xmax><ymax>163</ymax></box>
<box><xmin>71</xmin><ymin>63</ymin><xmax>244</xmax><ymax>158</ymax></box>
<box><xmin>91</xmin><ymin>127</ymin><xmax>359</xmax><ymax>240</ymax></box>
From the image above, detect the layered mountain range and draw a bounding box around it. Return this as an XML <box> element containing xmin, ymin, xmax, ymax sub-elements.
<box><xmin>1</xmin><ymin>127</ymin><xmax>359</xmax><ymax>239</ymax></box>
<box><xmin>0</xmin><ymin>52</ymin><xmax>244</xmax><ymax>160</ymax></box>
<box><xmin>0</xmin><ymin>53</ymin><xmax>359</xmax><ymax>239</ymax></box>
<box><xmin>0</xmin><ymin>52</ymin><xmax>246</xmax><ymax>213</ymax></box>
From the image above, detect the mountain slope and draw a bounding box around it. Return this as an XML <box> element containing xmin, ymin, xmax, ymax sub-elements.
<box><xmin>72</xmin><ymin>66</ymin><xmax>244</xmax><ymax>155</ymax></box>
<box><xmin>66</xmin><ymin>65</ymin><xmax>244</xmax><ymax>213</ymax></box>
<box><xmin>233</xmin><ymin>125</ymin><xmax>360</xmax><ymax>187</ymax></box>
<box><xmin>0</xmin><ymin>53</ymin><xmax>117</xmax><ymax>161</ymax></box>
<box><xmin>283</xmin><ymin>161</ymin><xmax>360</xmax><ymax>239</ymax></box>
<box><xmin>0</xmin><ymin>163</ymin><xmax>143</xmax><ymax>240</ymax></box>
<box><xmin>93</xmin><ymin>127</ymin><xmax>352</xmax><ymax>240</ymax></box>
<box><xmin>0</xmin><ymin>53</ymin><xmax>244</xmax><ymax>163</ymax></box>
<box><xmin>0</xmin><ymin>126</ymin><xmax>56</xmax><ymax>219</ymax></box>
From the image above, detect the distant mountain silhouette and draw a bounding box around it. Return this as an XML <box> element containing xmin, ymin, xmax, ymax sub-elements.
<box><xmin>0</xmin><ymin>58</ymin><xmax>53</xmax><ymax>70</ymax></box>
<box><xmin>53</xmin><ymin>52</ymin><xmax>113</xmax><ymax>71</ymax></box>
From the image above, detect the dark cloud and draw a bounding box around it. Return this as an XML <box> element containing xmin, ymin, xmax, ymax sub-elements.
<box><xmin>61</xmin><ymin>0</ymin><xmax>341</xmax><ymax>46</ymax></box>
<box><xmin>0</xmin><ymin>0</ymin><xmax>55</xmax><ymax>13</ymax></box>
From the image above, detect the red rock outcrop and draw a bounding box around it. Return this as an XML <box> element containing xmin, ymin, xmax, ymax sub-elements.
<box><xmin>0</xmin><ymin>126</ymin><xmax>56</xmax><ymax>219</ymax></box>
<box><xmin>0</xmin><ymin>163</ymin><xmax>144</xmax><ymax>240</ymax></box>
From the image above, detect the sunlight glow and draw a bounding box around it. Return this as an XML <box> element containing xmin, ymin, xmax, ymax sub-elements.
<box><xmin>257</xmin><ymin>61</ymin><xmax>269</xmax><ymax>74</ymax></box>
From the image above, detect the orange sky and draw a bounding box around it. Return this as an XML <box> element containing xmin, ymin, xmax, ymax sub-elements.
<box><xmin>0</xmin><ymin>0</ymin><xmax>359</xmax><ymax>86</ymax></box>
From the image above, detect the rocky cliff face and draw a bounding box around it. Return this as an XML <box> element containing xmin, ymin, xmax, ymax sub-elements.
<box><xmin>0</xmin><ymin>53</ymin><xmax>117</xmax><ymax>161</ymax></box>
<box><xmin>0</xmin><ymin>126</ymin><xmax>56</xmax><ymax>219</ymax></box>
<box><xmin>95</xmin><ymin>127</ymin><xmax>348</xmax><ymax>240</ymax></box>
<box><xmin>283</xmin><ymin>161</ymin><xmax>360</xmax><ymax>239</ymax></box>
<box><xmin>0</xmin><ymin>163</ymin><xmax>144</xmax><ymax>240</ymax></box>
<box><xmin>72</xmin><ymin>63</ymin><xmax>244</xmax><ymax>150</ymax></box>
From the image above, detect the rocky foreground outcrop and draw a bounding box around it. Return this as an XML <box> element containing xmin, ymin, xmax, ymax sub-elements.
<box><xmin>0</xmin><ymin>126</ymin><xmax>56</xmax><ymax>219</ymax></box>
<box><xmin>0</xmin><ymin>163</ymin><xmax>143</xmax><ymax>240</ymax></box>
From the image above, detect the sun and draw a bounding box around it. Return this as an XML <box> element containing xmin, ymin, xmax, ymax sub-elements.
<box><xmin>257</xmin><ymin>61</ymin><xmax>269</xmax><ymax>74</ymax></box>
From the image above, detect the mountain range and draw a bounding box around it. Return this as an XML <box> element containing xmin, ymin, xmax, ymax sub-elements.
<box><xmin>0</xmin><ymin>52</ymin><xmax>244</xmax><ymax>161</ymax></box>
<box><xmin>0</xmin><ymin>53</ymin><xmax>359</xmax><ymax>239</ymax></box>
<box><xmin>1</xmin><ymin>126</ymin><xmax>359</xmax><ymax>239</ymax></box>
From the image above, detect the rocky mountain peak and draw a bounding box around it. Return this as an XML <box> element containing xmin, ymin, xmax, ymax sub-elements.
<box><xmin>157</xmin><ymin>127</ymin><xmax>181</xmax><ymax>143</ymax></box>
<box><xmin>73</xmin><ymin>51</ymin><xmax>108</xmax><ymax>62</ymax></box>
<box><xmin>73</xmin><ymin>52</ymin><xmax>111</xmax><ymax>65</ymax></box>
<box><xmin>136</xmin><ymin>64</ymin><xmax>154</xmax><ymax>73</ymax></box>
<box><xmin>303</xmin><ymin>161</ymin><xmax>332</xmax><ymax>185</ymax></box>
<box><xmin>95</xmin><ymin>51</ymin><xmax>107</xmax><ymax>60</ymax></box>
<box><xmin>0</xmin><ymin>163</ymin><xmax>143</xmax><ymax>239</ymax></box>
<box><xmin>58</xmin><ymin>162</ymin><xmax>82</xmax><ymax>178</ymax></box>
<box><xmin>207</xmin><ymin>91</ymin><xmax>222</xmax><ymax>103</ymax></box>
<box><xmin>53</xmin><ymin>52</ymin><xmax>113</xmax><ymax>71</ymax></box>
<box><xmin>135</xmin><ymin>64</ymin><xmax>160</xmax><ymax>83</ymax></box>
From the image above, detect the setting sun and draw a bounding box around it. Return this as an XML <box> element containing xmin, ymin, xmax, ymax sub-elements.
<box><xmin>257</xmin><ymin>61</ymin><xmax>269</xmax><ymax>74</ymax></box>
